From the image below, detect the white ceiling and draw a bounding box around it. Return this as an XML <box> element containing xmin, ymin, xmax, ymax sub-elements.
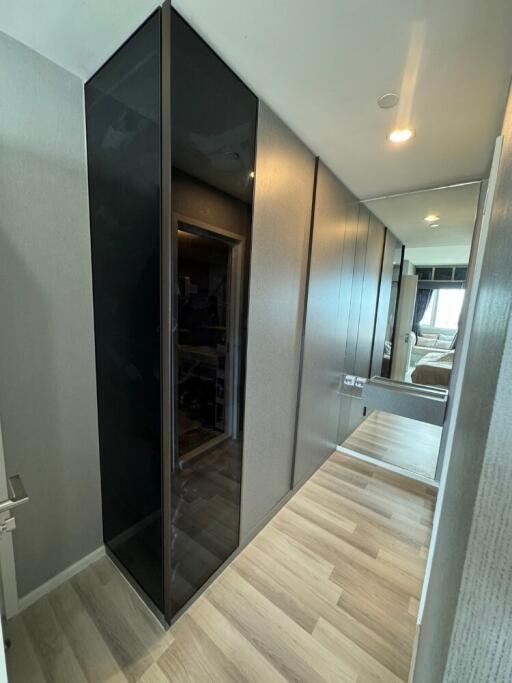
<box><xmin>1</xmin><ymin>0</ymin><xmax>512</xmax><ymax>198</ymax></box>
<box><xmin>365</xmin><ymin>182</ymin><xmax>480</xmax><ymax>250</ymax></box>
<box><xmin>404</xmin><ymin>245</ymin><xmax>471</xmax><ymax>266</ymax></box>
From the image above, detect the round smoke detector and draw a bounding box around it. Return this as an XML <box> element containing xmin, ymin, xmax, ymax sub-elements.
<box><xmin>378</xmin><ymin>92</ymin><xmax>399</xmax><ymax>109</ymax></box>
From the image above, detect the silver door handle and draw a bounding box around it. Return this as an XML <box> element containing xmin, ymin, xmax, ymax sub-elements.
<box><xmin>0</xmin><ymin>475</ymin><xmax>29</xmax><ymax>515</ymax></box>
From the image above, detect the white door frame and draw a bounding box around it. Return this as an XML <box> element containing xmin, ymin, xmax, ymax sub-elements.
<box><xmin>0</xmin><ymin>420</ymin><xmax>19</xmax><ymax>620</ymax></box>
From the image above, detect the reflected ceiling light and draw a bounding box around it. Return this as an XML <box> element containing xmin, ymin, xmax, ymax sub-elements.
<box><xmin>249</xmin><ymin>171</ymin><xmax>255</xmax><ymax>179</ymax></box>
<box><xmin>378</xmin><ymin>92</ymin><xmax>399</xmax><ymax>109</ymax></box>
<box><xmin>388</xmin><ymin>128</ymin><xmax>415</xmax><ymax>143</ymax></box>
<box><xmin>424</xmin><ymin>214</ymin><xmax>440</xmax><ymax>222</ymax></box>
<box><xmin>429</xmin><ymin>223</ymin><xmax>440</xmax><ymax>228</ymax></box>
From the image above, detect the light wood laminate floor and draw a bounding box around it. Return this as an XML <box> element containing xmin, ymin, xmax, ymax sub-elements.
<box><xmin>6</xmin><ymin>452</ymin><xmax>436</xmax><ymax>683</ymax></box>
<box><xmin>342</xmin><ymin>410</ymin><xmax>443</xmax><ymax>479</ymax></box>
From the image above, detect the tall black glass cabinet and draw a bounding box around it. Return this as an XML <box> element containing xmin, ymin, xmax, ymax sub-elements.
<box><xmin>85</xmin><ymin>4</ymin><xmax>257</xmax><ymax>623</ymax></box>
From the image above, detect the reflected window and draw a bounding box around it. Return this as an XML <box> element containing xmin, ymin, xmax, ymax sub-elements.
<box><xmin>420</xmin><ymin>288</ymin><xmax>464</xmax><ymax>329</ymax></box>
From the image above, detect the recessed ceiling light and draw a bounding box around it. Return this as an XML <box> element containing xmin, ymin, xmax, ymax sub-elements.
<box><xmin>378</xmin><ymin>92</ymin><xmax>399</xmax><ymax>109</ymax></box>
<box><xmin>249</xmin><ymin>171</ymin><xmax>255</xmax><ymax>179</ymax></box>
<box><xmin>388</xmin><ymin>128</ymin><xmax>415</xmax><ymax>143</ymax></box>
<box><xmin>424</xmin><ymin>214</ymin><xmax>440</xmax><ymax>222</ymax></box>
<box><xmin>429</xmin><ymin>223</ymin><xmax>440</xmax><ymax>228</ymax></box>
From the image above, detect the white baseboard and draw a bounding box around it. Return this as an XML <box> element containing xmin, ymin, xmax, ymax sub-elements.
<box><xmin>336</xmin><ymin>445</ymin><xmax>439</xmax><ymax>488</ymax></box>
<box><xmin>18</xmin><ymin>545</ymin><xmax>105</xmax><ymax>614</ymax></box>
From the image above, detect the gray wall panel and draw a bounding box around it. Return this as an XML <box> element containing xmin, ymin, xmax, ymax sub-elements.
<box><xmin>413</xmin><ymin>90</ymin><xmax>512</xmax><ymax>682</ymax></box>
<box><xmin>337</xmin><ymin>207</ymin><xmax>386</xmax><ymax>442</ymax></box>
<box><xmin>347</xmin><ymin>213</ymin><xmax>386</xmax><ymax>432</ymax></box>
<box><xmin>346</xmin><ymin>205</ymin><xmax>370</xmax><ymax>374</ymax></box>
<box><xmin>336</xmin><ymin>202</ymin><xmax>359</xmax><ymax>442</ymax></box>
<box><xmin>293</xmin><ymin>162</ymin><xmax>354</xmax><ymax>487</ymax></box>
<box><xmin>0</xmin><ymin>34</ymin><xmax>102</xmax><ymax>596</ymax></box>
<box><xmin>338</xmin><ymin>204</ymin><xmax>368</xmax><ymax>440</ymax></box>
<box><xmin>241</xmin><ymin>102</ymin><xmax>315</xmax><ymax>539</ymax></box>
<box><xmin>444</xmin><ymin>314</ymin><xmax>512</xmax><ymax>682</ymax></box>
<box><xmin>355</xmin><ymin>213</ymin><xmax>385</xmax><ymax>378</ymax></box>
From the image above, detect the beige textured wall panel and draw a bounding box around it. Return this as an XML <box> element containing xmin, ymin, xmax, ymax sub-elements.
<box><xmin>293</xmin><ymin>162</ymin><xmax>356</xmax><ymax>486</ymax></box>
<box><xmin>241</xmin><ymin>102</ymin><xmax>315</xmax><ymax>538</ymax></box>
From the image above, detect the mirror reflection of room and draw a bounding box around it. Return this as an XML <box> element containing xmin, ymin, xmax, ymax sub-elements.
<box><xmin>369</xmin><ymin>182</ymin><xmax>478</xmax><ymax>390</ymax></box>
<box><xmin>340</xmin><ymin>182</ymin><xmax>480</xmax><ymax>481</ymax></box>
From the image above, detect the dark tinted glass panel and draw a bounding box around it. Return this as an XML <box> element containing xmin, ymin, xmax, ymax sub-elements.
<box><xmin>416</xmin><ymin>267</ymin><xmax>433</xmax><ymax>281</ymax></box>
<box><xmin>85</xmin><ymin>13</ymin><xmax>163</xmax><ymax>610</ymax></box>
<box><xmin>170</xmin><ymin>9</ymin><xmax>257</xmax><ymax>616</ymax></box>
<box><xmin>434</xmin><ymin>267</ymin><xmax>453</xmax><ymax>281</ymax></box>
<box><xmin>454</xmin><ymin>266</ymin><xmax>468</xmax><ymax>281</ymax></box>
<box><xmin>381</xmin><ymin>244</ymin><xmax>404</xmax><ymax>377</ymax></box>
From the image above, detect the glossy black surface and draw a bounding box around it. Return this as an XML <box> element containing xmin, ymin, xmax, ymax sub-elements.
<box><xmin>381</xmin><ymin>243</ymin><xmax>404</xmax><ymax>377</ymax></box>
<box><xmin>177</xmin><ymin>228</ymin><xmax>230</xmax><ymax>456</ymax></box>
<box><xmin>169</xmin><ymin>9</ymin><xmax>257</xmax><ymax>616</ymax></box>
<box><xmin>85</xmin><ymin>12</ymin><xmax>163</xmax><ymax>611</ymax></box>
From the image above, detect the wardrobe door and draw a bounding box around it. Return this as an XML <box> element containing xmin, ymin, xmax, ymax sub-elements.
<box><xmin>293</xmin><ymin>162</ymin><xmax>353</xmax><ymax>486</ymax></box>
<box><xmin>240</xmin><ymin>103</ymin><xmax>315</xmax><ymax>540</ymax></box>
<box><xmin>85</xmin><ymin>11</ymin><xmax>164</xmax><ymax>611</ymax></box>
<box><xmin>347</xmin><ymin>212</ymin><xmax>386</xmax><ymax>430</ymax></box>
<box><xmin>168</xmin><ymin>9</ymin><xmax>257</xmax><ymax>618</ymax></box>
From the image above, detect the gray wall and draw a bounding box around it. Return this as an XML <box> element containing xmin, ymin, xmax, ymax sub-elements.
<box><xmin>413</xmin><ymin>87</ymin><xmax>512</xmax><ymax>682</ymax></box>
<box><xmin>0</xmin><ymin>33</ymin><xmax>102</xmax><ymax>596</ymax></box>
<box><xmin>240</xmin><ymin>102</ymin><xmax>315</xmax><ymax>539</ymax></box>
<box><xmin>293</xmin><ymin>162</ymin><xmax>358</xmax><ymax>486</ymax></box>
<box><xmin>337</xmin><ymin>206</ymin><xmax>386</xmax><ymax>443</ymax></box>
<box><xmin>444</xmin><ymin>310</ymin><xmax>512</xmax><ymax>681</ymax></box>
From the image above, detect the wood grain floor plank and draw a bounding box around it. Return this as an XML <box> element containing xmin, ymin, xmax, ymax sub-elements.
<box><xmin>71</xmin><ymin>567</ymin><xmax>153</xmax><ymax>682</ymax></box>
<box><xmin>189</xmin><ymin>597</ymin><xmax>289</xmax><ymax>683</ymax></box>
<box><xmin>23</xmin><ymin>597</ymin><xmax>88</xmax><ymax>683</ymax></box>
<box><xmin>160</xmin><ymin>613</ymin><xmax>244</xmax><ymax>683</ymax></box>
<box><xmin>256</xmin><ymin>524</ymin><xmax>336</xmax><ymax>578</ymax></box>
<box><xmin>48</xmin><ymin>581</ymin><xmax>128</xmax><ymax>683</ymax></box>
<box><xmin>137</xmin><ymin>662</ymin><xmax>170</xmax><ymax>683</ymax></box>
<box><xmin>233</xmin><ymin>548</ymin><xmax>320</xmax><ymax>632</ymax></box>
<box><xmin>303</xmin><ymin>480</ymin><xmax>431</xmax><ymax>547</ymax></box>
<box><xmin>4</xmin><ymin>615</ymin><xmax>47</xmax><ymax>683</ymax></box>
<box><xmin>313</xmin><ymin>617</ymin><xmax>403</xmax><ymax>683</ymax></box>
<box><xmin>7</xmin><ymin>449</ymin><xmax>435</xmax><ymax>683</ymax></box>
<box><xmin>209</xmin><ymin>567</ymin><xmax>354</xmax><ymax>683</ymax></box>
<box><xmin>97</xmin><ymin>559</ymin><xmax>173</xmax><ymax>661</ymax></box>
<box><xmin>247</xmin><ymin>536</ymin><xmax>343</xmax><ymax>605</ymax></box>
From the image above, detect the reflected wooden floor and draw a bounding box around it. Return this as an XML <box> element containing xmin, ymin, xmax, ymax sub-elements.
<box><xmin>342</xmin><ymin>410</ymin><xmax>443</xmax><ymax>479</ymax></box>
<box><xmin>6</xmin><ymin>452</ymin><xmax>436</xmax><ymax>683</ymax></box>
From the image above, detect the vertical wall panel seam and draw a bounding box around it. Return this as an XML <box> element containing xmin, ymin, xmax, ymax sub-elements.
<box><xmin>290</xmin><ymin>156</ymin><xmax>319</xmax><ymax>488</ymax></box>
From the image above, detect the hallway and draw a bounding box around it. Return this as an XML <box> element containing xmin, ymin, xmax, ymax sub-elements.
<box><xmin>6</xmin><ymin>452</ymin><xmax>436</xmax><ymax>683</ymax></box>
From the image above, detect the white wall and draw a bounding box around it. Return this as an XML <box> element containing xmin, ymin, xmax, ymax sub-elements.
<box><xmin>0</xmin><ymin>32</ymin><xmax>102</xmax><ymax>597</ymax></box>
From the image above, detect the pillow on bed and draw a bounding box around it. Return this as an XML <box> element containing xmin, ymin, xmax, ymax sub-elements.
<box><xmin>435</xmin><ymin>339</ymin><xmax>451</xmax><ymax>349</ymax></box>
<box><xmin>417</xmin><ymin>336</ymin><xmax>437</xmax><ymax>347</ymax></box>
<box><xmin>421</xmin><ymin>333</ymin><xmax>439</xmax><ymax>340</ymax></box>
<box><xmin>438</xmin><ymin>333</ymin><xmax>454</xmax><ymax>342</ymax></box>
